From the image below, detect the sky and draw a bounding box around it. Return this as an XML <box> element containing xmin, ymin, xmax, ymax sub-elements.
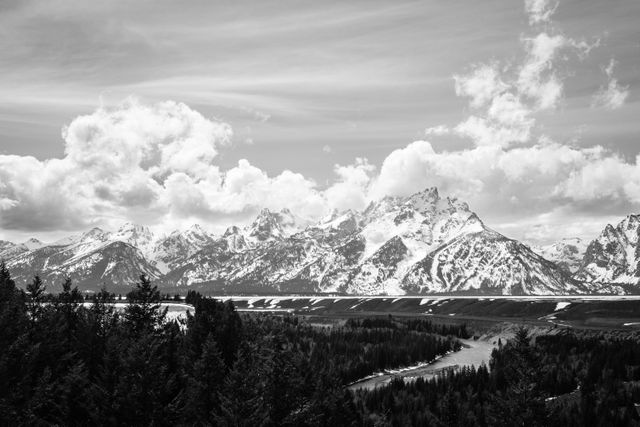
<box><xmin>0</xmin><ymin>0</ymin><xmax>639</xmax><ymax>244</ymax></box>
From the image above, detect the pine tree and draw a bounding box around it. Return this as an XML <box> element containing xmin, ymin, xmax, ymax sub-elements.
<box><xmin>26</xmin><ymin>275</ymin><xmax>46</xmax><ymax>322</ymax></box>
<box><xmin>124</xmin><ymin>274</ymin><xmax>165</xmax><ymax>335</ymax></box>
<box><xmin>182</xmin><ymin>335</ymin><xmax>227</xmax><ymax>423</ymax></box>
<box><xmin>0</xmin><ymin>261</ymin><xmax>17</xmax><ymax>303</ymax></box>
<box><xmin>212</xmin><ymin>342</ymin><xmax>272</xmax><ymax>426</ymax></box>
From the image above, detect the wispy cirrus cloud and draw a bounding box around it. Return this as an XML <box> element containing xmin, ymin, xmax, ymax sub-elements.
<box><xmin>591</xmin><ymin>59</ymin><xmax>630</xmax><ymax>110</ymax></box>
<box><xmin>375</xmin><ymin>0</ymin><xmax>637</xmax><ymax>243</ymax></box>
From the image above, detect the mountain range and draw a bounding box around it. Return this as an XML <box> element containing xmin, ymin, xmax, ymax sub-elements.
<box><xmin>1</xmin><ymin>187</ymin><xmax>638</xmax><ymax>295</ymax></box>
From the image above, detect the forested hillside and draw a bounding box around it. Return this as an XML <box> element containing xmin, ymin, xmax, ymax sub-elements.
<box><xmin>0</xmin><ymin>263</ymin><xmax>460</xmax><ymax>425</ymax></box>
<box><xmin>356</xmin><ymin>329</ymin><xmax>640</xmax><ymax>426</ymax></box>
<box><xmin>1</xmin><ymin>263</ymin><xmax>639</xmax><ymax>426</ymax></box>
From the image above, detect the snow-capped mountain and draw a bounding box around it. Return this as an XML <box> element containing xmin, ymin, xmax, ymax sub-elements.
<box><xmin>575</xmin><ymin>215</ymin><xmax>640</xmax><ymax>286</ymax></box>
<box><xmin>3</xmin><ymin>226</ymin><xmax>161</xmax><ymax>291</ymax></box>
<box><xmin>151</xmin><ymin>224</ymin><xmax>216</xmax><ymax>274</ymax></box>
<box><xmin>22</xmin><ymin>238</ymin><xmax>45</xmax><ymax>251</ymax></box>
<box><xmin>532</xmin><ymin>238</ymin><xmax>587</xmax><ymax>274</ymax></box>
<box><xmin>154</xmin><ymin>187</ymin><xmax>582</xmax><ymax>295</ymax></box>
<box><xmin>244</xmin><ymin>208</ymin><xmax>303</xmax><ymax>245</ymax></box>
<box><xmin>111</xmin><ymin>223</ymin><xmax>157</xmax><ymax>258</ymax></box>
<box><xmin>0</xmin><ymin>187</ymin><xmax>626</xmax><ymax>295</ymax></box>
<box><xmin>404</xmin><ymin>227</ymin><xmax>583</xmax><ymax>295</ymax></box>
<box><xmin>0</xmin><ymin>238</ymin><xmax>46</xmax><ymax>260</ymax></box>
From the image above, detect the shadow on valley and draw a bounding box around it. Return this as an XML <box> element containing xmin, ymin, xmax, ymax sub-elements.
<box><xmin>1</xmin><ymin>263</ymin><xmax>640</xmax><ymax>426</ymax></box>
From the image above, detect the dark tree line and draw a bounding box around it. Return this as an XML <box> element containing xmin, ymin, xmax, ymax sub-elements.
<box><xmin>4</xmin><ymin>260</ymin><xmax>639</xmax><ymax>426</ymax></box>
<box><xmin>0</xmin><ymin>263</ymin><xmax>460</xmax><ymax>426</ymax></box>
<box><xmin>356</xmin><ymin>328</ymin><xmax>640</xmax><ymax>426</ymax></box>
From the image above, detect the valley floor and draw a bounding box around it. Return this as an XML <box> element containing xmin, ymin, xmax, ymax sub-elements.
<box><xmin>217</xmin><ymin>295</ymin><xmax>640</xmax><ymax>330</ymax></box>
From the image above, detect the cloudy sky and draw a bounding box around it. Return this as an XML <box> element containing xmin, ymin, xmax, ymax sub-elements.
<box><xmin>0</xmin><ymin>0</ymin><xmax>638</xmax><ymax>244</ymax></box>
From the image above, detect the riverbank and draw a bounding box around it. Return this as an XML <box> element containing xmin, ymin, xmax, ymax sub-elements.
<box><xmin>348</xmin><ymin>337</ymin><xmax>499</xmax><ymax>391</ymax></box>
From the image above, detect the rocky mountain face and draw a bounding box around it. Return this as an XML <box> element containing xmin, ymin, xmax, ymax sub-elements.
<box><xmin>532</xmin><ymin>238</ymin><xmax>587</xmax><ymax>275</ymax></box>
<box><xmin>404</xmin><ymin>229</ymin><xmax>586</xmax><ymax>295</ymax></box>
<box><xmin>574</xmin><ymin>215</ymin><xmax>640</xmax><ymax>288</ymax></box>
<box><xmin>4</xmin><ymin>225</ymin><xmax>161</xmax><ymax>292</ymax></box>
<box><xmin>0</xmin><ymin>187</ymin><xmax>628</xmax><ymax>295</ymax></box>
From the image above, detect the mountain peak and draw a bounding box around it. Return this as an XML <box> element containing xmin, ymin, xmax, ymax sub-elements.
<box><xmin>405</xmin><ymin>187</ymin><xmax>441</xmax><ymax>214</ymax></box>
<box><xmin>224</xmin><ymin>225</ymin><xmax>241</xmax><ymax>236</ymax></box>
<box><xmin>248</xmin><ymin>208</ymin><xmax>284</xmax><ymax>242</ymax></box>
<box><xmin>80</xmin><ymin>227</ymin><xmax>109</xmax><ymax>243</ymax></box>
<box><xmin>112</xmin><ymin>222</ymin><xmax>155</xmax><ymax>256</ymax></box>
<box><xmin>185</xmin><ymin>224</ymin><xmax>210</xmax><ymax>238</ymax></box>
<box><xmin>117</xmin><ymin>221</ymin><xmax>150</xmax><ymax>233</ymax></box>
<box><xmin>256</xmin><ymin>208</ymin><xmax>273</xmax><ymax>218</ymax></box>
<box><xmin>412</xmin><ymin>187</ymin><xmax>440</xmax><ymax>201</ymax></box>
<box><xmin>22</xmin><ymin>238</ymin><xmax>44</xmax><ymax>250</ymax></box>
<box><xmin>317</xmin><ymin>209</ymin><xmax>359</xmax><ymax>232</ymax></box>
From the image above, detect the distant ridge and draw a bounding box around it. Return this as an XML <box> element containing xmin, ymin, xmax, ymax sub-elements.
<box><xmin>0</xmin><ymin>187</ymin><xmax>631</xmax><ymax>295</ymax></box>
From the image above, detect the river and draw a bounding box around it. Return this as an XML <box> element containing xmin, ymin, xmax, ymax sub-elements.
<box><xmin>348</xmin><ymin>337</ymin><xmax>498</xmax><ymax>391</ymax></box>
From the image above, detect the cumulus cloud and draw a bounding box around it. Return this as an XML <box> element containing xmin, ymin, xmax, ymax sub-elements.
<box><xmin>0</xmin><ymin>98</ymin><xmax>363</xmax><ymax>234</ymax></box>
<box><xmin>369</xmin><ymin>136</ymin><xmax>640</xmax><ymax>231</ymax></box>
<box><xmin>591</xmin><ymin>59</ymin><xmax>629</xmax><ymax>110</ymax></box>
<box><xmin>0</xmin><ymin>0</ymin><xmax>635</xmax><ymax>246</ymax></box>
<box><xmin>368</xmin><ymin>0</ymin><xmax>638</xmax><ymax>243</ymax></box>
<box><xmin>324</xmin><ymin>158</ymin><xmax>375</xmax><ymax>211</ymax></box>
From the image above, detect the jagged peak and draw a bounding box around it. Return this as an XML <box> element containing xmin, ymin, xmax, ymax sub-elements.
<box><xmin>85</xmin><ymin>226</ymin><xmax>105</xmax><ymax>234</ymax></box>
<box><xmin>363</xmin><ymin>195</ymin><xmax>403</xmax><ymax>218</ymax></box>
<box><xmin>116</xmin><ymin>221</ymin><xmax>152</xmax><ymax>236</ymax></box>
<box><xmin>22</xmin><ymin>238</ymin><xmax>45</xmax><ymax>250</ymax></box>
<box><xmin>247</xmin><ymin>208</ymin><xmax>284</xmax><ymax>241</ymax></box>
<box><xmin>183</xmin><ymin>224</ymin><xmax>212</xmax><ymax>238</ymax></box>
<box><xmin>83</xmin><ymin>227</ymin><xmax>106</xmax><ymax>237</ymax></box>
<box><xmin>465</xmin><ymin>212</ymin><xmax>484</xmax><ymax>227</ymax></box>
<box><xmin>224</xmin><ymin>225</ymin><xmax>242</xmax><ymax>236</ymax></box>
<box><xmin>79</xmin><ymin>227</ymin><xmax>109</xmax><ymax>242</ymax></box>
<box><xmin>445</xmin><ymin>196</ymin><xmax>470</xmax><ymax>211</ymax></box>
<box><xmin>163</xmin><ymin>224</ymin><xmax>211</xmax><ymax>243</ymax></box>
<box><xmin>111</xmin><ymin>222</ymin><xmax>155</xmax><ymax>254</ymax></box>
<box><xmin>316</xmin><ymin>209</ymin><xmax>358</xmax><ymax>231</ymax></box>
<box><xmin>603</xmin><ymin>223</ymin><xmax>617</xmax><ymax>236</ymax></box>
<box><xmin>408</xmin><ymin>186</ymin><xmax>440</xmax><ymax>203</ymax></box>
<box><xmin>618</xmin><ymin>214</ymin><xmax>640</xmax><ymax>230</ymax></box>
<box><xmin>319</xmin><ymin>208</ymin><xmax>339</xmax><ymax>224</ymax></box>
<box><xmin>256</xmin><ymin>207</ymin><xmax>273</xmax><ymax>218</ymax></box>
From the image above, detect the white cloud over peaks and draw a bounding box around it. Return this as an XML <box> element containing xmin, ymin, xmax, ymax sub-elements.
<box><xmin>591</xmin><ymin>59</ymin><xmax>629</xmax><ymax>110</ymax></box>
<box><xmin>324</xmin><ymin>158</ymin><xmax>375</xmax><ymax>211</ymax></box>
<box><xmin>396</xmin><ymin>1</ymin><xmax>637</xmax><ymax>242</ymax></box>
<box><xmin>63</xmin><ymin>99</ymin><xmax>232</xmax><ymax>181</ymax></box>
<box><xmin>0</xmin><ymin>99</ymin><xmax>355</xmax><ymax>233</ymax></box>
<box><xmin>370</xmin><ymin>138</ymin><xmax>640</xmax><ymax>222</ymax></box>
<box><xmin>376</xmin><ymin>0</ymin><xmax>636</xmax><ymax>244</ymax></box>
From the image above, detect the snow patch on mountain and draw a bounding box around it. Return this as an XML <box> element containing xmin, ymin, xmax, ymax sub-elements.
<box><xmin>532</xmin><ymin>238</ymin><xmax>587</xmax><ymax>274</ymax></box>
<box><xmin>575</xmin><ymin>215</ymin><xmax>640</xmax><ymax>285</ymax></box>
<box><xmin>1</xmin><ymin>187</ymin><xmax>631</xmax><ymax>295</ymax></box>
